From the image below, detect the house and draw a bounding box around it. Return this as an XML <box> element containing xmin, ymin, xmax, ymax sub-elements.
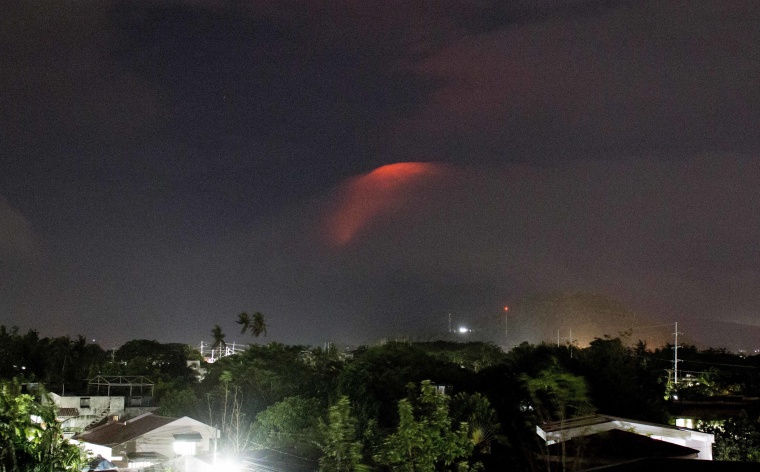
<box><xmin>536</xmin><ymin>414</ymin><xmax>715</xmax><ymax>468</ymax></box>
<box><xmin>47</xmin><ymin>376</ymin><xmax>158</xmax><ymax>437</ymax></box>
<box><xmin>73</xmin><ymin>413</ymin><xmax>219</xmax><ymax>470</ymax></box>
<box><xmin>48</xmin><ymin>392</ymin><xmax>156</xmax><ymax>437</ymax></box>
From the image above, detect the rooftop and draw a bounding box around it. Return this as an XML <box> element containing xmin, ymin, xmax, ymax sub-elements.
<box><xmin>540</xmin><ymin>414</ymin><xmax>696</xmax><ymax>434</ymax></box>
<box><xmin>73</xmin><ymin>413</ymin><xmax>176</xmax><ymax>446</ymax></box>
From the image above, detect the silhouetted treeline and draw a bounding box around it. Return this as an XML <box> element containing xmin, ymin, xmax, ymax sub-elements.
<box><xmin>7</xmin><ymin>324</ymin><xmax>760</xmax><ymax>469</ymax></box>
<box><xmin>0</xmin><ymin>326</ymin><xmax>198</xmax><ymax>395</ymax></box>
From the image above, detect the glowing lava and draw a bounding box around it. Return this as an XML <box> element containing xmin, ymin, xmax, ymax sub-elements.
<box><xmin>323</xmin><ymin>162</ymin><xmax>445</xmax><ymax>247</ymax></box>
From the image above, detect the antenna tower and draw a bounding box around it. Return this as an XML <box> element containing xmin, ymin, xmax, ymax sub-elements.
<box><xmin>672</xmin><ymin>322</ymin><xmax>682</xmax><ymax>385</ymax></box>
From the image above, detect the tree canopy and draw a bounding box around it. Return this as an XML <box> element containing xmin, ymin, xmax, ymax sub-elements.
<box><xmin>0</xmin><ymin>380</ymin><xmax>87</xmax><ymax>472</ymax></box>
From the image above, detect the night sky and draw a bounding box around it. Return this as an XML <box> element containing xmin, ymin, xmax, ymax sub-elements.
<box><xmin>2</xmin><ymin>1</ymin><xmax>760</xmax><ymax>349</ymax></box>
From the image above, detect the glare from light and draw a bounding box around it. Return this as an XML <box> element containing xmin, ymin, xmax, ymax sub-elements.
<box><xmin>213</xmin><ymin>457</ymin><xmax>241</xmax><ymax>472</ymax></box>
<box><xmin>458</xmin><ymin>327</ymin><xmax>469</xmax><ymax>333</ymax></box>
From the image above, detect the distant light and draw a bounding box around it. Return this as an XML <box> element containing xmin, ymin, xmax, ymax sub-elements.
<box><xmin>458</xmin><ymin>327</ymin><xmax>469</xmax><ymax>333</ymax></box>
<box><xmin>504</xmin><ymin>306</ymin><xmax>509</xmax><ymax>311</ymax></box>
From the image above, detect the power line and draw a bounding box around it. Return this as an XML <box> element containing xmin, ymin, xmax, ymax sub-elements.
<box><xmin>630</xmin><ymin>354</ymin><xmax>760</xmax><ymax>369</ymax></box>
<box><xmin>678</xmin><ymin>358</ymin><xmax>760</xmax><ymax>369</ymax></box>
<box><xmin>628</xmin><ymin>323</ymin><xmax>681</xmax><ymax>330</ymax></box>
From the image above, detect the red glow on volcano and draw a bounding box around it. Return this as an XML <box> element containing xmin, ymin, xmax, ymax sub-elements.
<box><xmin>324</xmin><ymin>162</ymin><xmax>444</xmax><ymax>247</ymax></box>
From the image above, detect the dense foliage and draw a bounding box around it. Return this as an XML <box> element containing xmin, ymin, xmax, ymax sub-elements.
<box><xmin>7</xmin><ymin>320</ymin><xmax>760</xmax><ymax>469</ymax></box>
<box><xmin>0</xmin><ymin>326</ymin><xmax>107</xmax><ymax>394</ymax></box>
<box><xmin>700</xmin><ymin>413</ymin><xmax>760</xmax><ymax>462</ymax></box>
<box><xmin>0</xmin><ymin>380</ymin><xmax>87</xmax><ymax>472</ymax></box>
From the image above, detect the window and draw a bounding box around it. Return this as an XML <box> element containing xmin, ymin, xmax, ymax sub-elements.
<box><xmin>80</xmin><ymin>398</ymin><xmax>90</xmax><ymax>408</ymax></box>
<box><xmin>675</xmin><ymin>418</ymin><xmax>694</xmax><ymax>429</ymax></box>
<box><xmin>173</xmin><ymin>433</ymin><xmax>202</xmax><ymax>456</ymax></box>
<box><xmin>173</xmin><ymin>441</ymin><xmax>196</xmax><ymax>456</ymax></box>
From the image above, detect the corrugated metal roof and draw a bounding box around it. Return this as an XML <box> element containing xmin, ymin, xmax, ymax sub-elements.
<box><xmin>73</xmin><ymin>413</ymin><xmax>176</xmax><ymax>446</ymax></box>
<box><xmin>540</xmin><ymin>414</ymin><xmax>690</xmax><ymax>433</ymax></box>
<box><xmin>57</xmin><ymin>407</ymin><xmax>79</xmax><ymax>417</ymax></box>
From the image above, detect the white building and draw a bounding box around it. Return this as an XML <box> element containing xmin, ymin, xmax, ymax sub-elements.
<box><xmin>74</xmin><ymin>413</ymin><xmax>219</xmax><ymax>470</ymax></box>
<box><xmin>47</xmin><ymin>376</ymin><xmax>157</xmax><ymax>436</ymax></box>
<box><xmin>48</xmin><ymin>392</ymin><xmax>155</xmax><ymax>437</ymax></box>
<box><xmin>536</xmin><ymin>414</ymin><xmax>715</xmax><ymax>461</ymax></box>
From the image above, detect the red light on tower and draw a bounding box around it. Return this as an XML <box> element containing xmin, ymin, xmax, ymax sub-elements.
<box><xmin>504</xmin><ymin>306</ymin><xmax>509</xmax><ymax>346</ymax></box>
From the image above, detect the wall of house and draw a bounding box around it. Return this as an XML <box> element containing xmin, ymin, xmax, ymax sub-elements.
<box><xmin>51</xmin><ymin>393</ymin><xmax>127</xmax><ymax>433</ymax></box>
<box><xmin>50</xmin><ymin>393</ymin><xmax>126</xmax><ymax>415</ymax></box>
<box><xmin>103</xmin><ymin>417</ymin><xmax>218</xmax><ymax>461</ymax></box>
<box><xmin>135</xmin><ymin>417</ymin><xmax>218</xmax><ymax>459</ymax></box>
<box><xmin>617</xmin><ymin>420</ymin><xmax>714</xmax><ymax>461</ymax></box>
<box><xmin>648</xmin><ymin>433</ymin><xmax>713</xmax><ymax>460</ymax></box>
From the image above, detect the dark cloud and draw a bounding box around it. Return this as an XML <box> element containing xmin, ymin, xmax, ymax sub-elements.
<box><xmin>0</xmin><ymin>196</ymin><xmax>43</xmax><ymax>262</ymax></box>
<box><xmin>319</xmin><ymin>157</ymin><xmax>760</xmax><ymax>337</ymax></box>
<box><xmin>0</xmin><ymin>195</ymin><xmax>48</xmax><ymax>334</ymax></box>
<box><xmin>0</xmin><ymin>1</ymin><xmax>163</xmax><ymax>152</ymax></box>
<box><xmin>1</xmin><ymin>0</ymin><xmax>759</xmax><ymax>348</ymax></box>
<box><xmin>178</xmin><ymin>156</ymin><xmax>760</xmax><ymax>346</ymax></box>
<box><xmin>387</xmin><ymin>0</ymin><xmax>760</xmax><ymax>162</ymax></box>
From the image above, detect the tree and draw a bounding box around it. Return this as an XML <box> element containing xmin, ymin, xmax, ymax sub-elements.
<box><xmin>251</xmin><ymin>312</ymin><xmax>267</xmax><ymax>338</ymax></box>
<box><xmin>337</xmin><ymin>343</ymin><xmax>471</xmax><ymax>432</ymax></box>
<box><xmin>0</xmin><ymin>379</ymin><xmax>87</xmax><ymax>471</ymax></box>
<box><xmin>523</xmin><ymin>366</ymin><xmax>593</xmax><ymax>423</ymax></box>
<box><xmin>236</xmin><ymin>312</ymin><xmax>251</xmax><ymax>333</ymax></box>
<box><xmin>524</xmin><ymin>366</ymin><xmax>594</xmax><ymax>472</ymax></box>
<box><xmin>197</xmin><ymin>342</ymin><xmax>329</xmax><ymax>430</ymax></box>
<box><xmin>375</xmin><ymin>380</ymin><xmax>474</xmax><ymax>471</ymax></box>
<box><xmin>319</xmin><ymin>396</ymin><xmax>368</xmax><ymax>472</ymax></box>
<box><xmin>576</xmin><ymin>337</ymin><xmax>667</xmax><ymax>422</ymax></box>
<box><xmin>700</xmin><ymin>413</ymin><xmax>760</xmax><ymax>462</ymax></box>
<box><xmin>157</xmin><ymin>382</ymin><xmax>198</xmax><ymax>418</ymax></box>
<box><xmin>251</xmin><ymin>396</ymin><xmax>322</xmax><ymax>457</ymax></box>
<box><xmin>237</xmin><ymin>312</ymin><xmax>267</xmax><ymax>339</ymax></box>
<box><xmin>206</xmin><ymin>371</ymin><xmax>251</xmax><ymax>453</ymax></box>
<box><xmin>451</xmin><ymin>392</ymin><xmax>503</xmax><ymax>454</ymax></box>
<box><xmin>0</xmin><ymin>328</ymin><xmax>106</xmax><ymax>393</ymax></box>
<box><xmin>211</xmin><ymin>325</ymin><xmax>226</xmax><ymax>353</ymax></box>
<box><xmin>414</xmin><ymin>342</ymin><xmax>508</xmax><ymax>373</ymax></box>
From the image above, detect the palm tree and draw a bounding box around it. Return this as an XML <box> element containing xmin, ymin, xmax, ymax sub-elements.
<box><xmin>211</xmin><ymin>325</ymin><xmax>226</xmax><ymax>353</ymax></box>
<box><xmin>250</xmin><ymin>312</ymin><xmax>267</xmax><ymax>338</ymax></box>
<box><xmin>236</xmin><ymin>311</ymin><xmax>267</xmax><ymax>339</ymax></box>
<box><xmin>236</xmin><ymin>312</ymin><xmax>251</xmax><ymax>334</ymax></box>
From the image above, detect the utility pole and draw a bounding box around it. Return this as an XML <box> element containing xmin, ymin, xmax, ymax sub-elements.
<box><xmin>504</xmin><ymin>306</ymin><xmax>509</xmax><ymax>346</ymax></box>
<box><xmin>448</xmin><ymin>313</ymin><xmax>452</xmax><ymax>333</ymax></box>
<box><xmin>569</xmin><ymin>328</ymin><xmax>573</xmax><ymax>359</ymax></box>
<box><xmin>557</xmin><ymin>327</ymin><xmax>573</xmax><ymax>357</ymax></box>
<box><xmin>672</xmin><ymin>322</ymin><xmax>682</xmax><ymax>385</ymax></box>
